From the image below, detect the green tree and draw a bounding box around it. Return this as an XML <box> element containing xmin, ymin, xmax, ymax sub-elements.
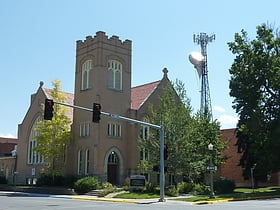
<box><xmin>228</xmin><ymin>23</ymin><xmax>280</xmax><ymax>181</ymax></box>
<box><xmin>35</xmin><ymin>80</ymin><xmax>71</xmax><ymax>176</ymax></box>
<box><xmin>140</xmin><ymin>80</ymin><xmax>223</xmax><ymax>183</ymax></box>
<box><xmin>189</xmin><ymin>113</ymin><xmax>224</xmax><ymax>183</ymax></box>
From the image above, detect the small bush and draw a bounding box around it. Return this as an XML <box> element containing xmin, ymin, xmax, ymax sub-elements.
<box><xmin>36</xmin><ymin>175</ymin><xmax>78</xmax><ymax>187</ymax></box>
<box><xmin>98</xmin><ymin>188</ymin><xmax>115</xmax><ymax>197</ymax></box>
<box><xmin>73</xmin><ymin>177</ymin><xmax>99</xmax><ymax>194</ymax></box>
<box><xmin>177</xmin><ymin>181</ymin><xmax>193</xmax><ymax>194</ymax></box>
<box><xmin>191</xmin><ymin>183</ymin><xmax>209</xmax><ymax>195</ymax></box>
<box><xmin>63</xmin><ymin>175</ymin><xmax>79</xmax><ymax>188</ymax></box>
<box><xmin>0</xmin><ymin>176</ymin><xmax>7</xmax><ymax>184</ymax></box>
<box><xmin>36</xmin><ymin>174</ymin><xmax>64</xmax><ymax>186</ymax></box>
<box><xmin>214</xmin><ymin>178</ymin><xmax>235</xmax><ymax>194</ymax></box>
<box><xmin>165</xmin><ymin>185</ymin><xmax>179</xmax><ymax>197</ymax></box>
<box><xmin>123</xmin><ymin>177</ymin><xmax>130</xmax><ymax>191</ymax></box>
<box><xmin>100</xmin><ymin>182</ymin><xmax>113</xmax><ymax>189</ymax></box>
<box><xmin>97</xmin><ymin>182</ymin><xmax>115</xmax><ymax>197</ymax></box>
<box><xmin>145</xmin><ymin>181</ymin><xmax>155</xmax><ymax>193</ymax></box>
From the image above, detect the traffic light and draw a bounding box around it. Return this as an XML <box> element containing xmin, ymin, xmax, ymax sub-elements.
<box><xmin>44</xmin><ymin>99</ymin><xmax>54</xmax><ymax>120</ymax></box>
<box><xmin>164</xmin><ymin>144</ymin><xmax>168</xmax><ymax>160</ymax></box>
<box><xmin>92</xmin><ymin>103</ymin><xmax>101</xmax><ymax>123</ymax></box>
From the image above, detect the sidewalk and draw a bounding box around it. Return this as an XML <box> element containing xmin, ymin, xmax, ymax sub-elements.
<box><xmin>58</xmin><ymin>194</ymin><xmax>193</xmax><ymax>204</ymax></box>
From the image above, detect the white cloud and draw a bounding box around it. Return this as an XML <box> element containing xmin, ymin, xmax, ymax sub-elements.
<box><xmin>213</xmin><ymin>105</ymin><xmax>226</xmax><ymax>113</ymax></box>
<box><xmin>0</xmin><ymin>133</ymin><xmax>17</xmax><ymax>138</ymax></box>
<box><xmin>217</xmin><ymin>114</ymin><xmax>238</xmax><ymax>129</ymax></box>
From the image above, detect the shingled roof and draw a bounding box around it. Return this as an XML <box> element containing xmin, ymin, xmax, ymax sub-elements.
<box><xmin>131</xmin><ymin>80</ymin><xmax>161</xmax><ymax>110</ymax></box>
<box><xmin>42</xmin><ymin>86</ymin><xmax>74</xmax><ymax>120</ymax></box>
<box><xmin>39</xmin><ymin>72</ymin><xmax>165</xmax><ymax>113</ymax></box>
<box><xmin>43</xmin><ymin>88</ymin><xmax>74</xmax><ymax>106</ymax></box>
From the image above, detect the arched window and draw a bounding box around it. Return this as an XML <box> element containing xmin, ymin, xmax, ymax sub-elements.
<box><xmin>108</xmin><ymin>151</ymin><xmax>119</xmax><ymax>164</ymax></box>
<box><xmin>27</xmin><ymin>117</ymin><xmax>44</xmax><ymax>164</ymax></box>
<box><xmin>107</xmin><ymin>60</ymin><xmax>122</xmax><ymax>90</ymax></box>
<box><xmin>81</xmin><ymin>60</ymin><xmax>93</xmax><ymax>90</ymax></box>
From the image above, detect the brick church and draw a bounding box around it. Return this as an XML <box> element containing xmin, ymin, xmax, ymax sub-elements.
<box><xmin>1</xmin><ymin>32</ymin><xmax>279</xmax><ymax>187</ymax></box>
<box><xmin>13</xmin><ymin>32</ymin><xmax>170</xmax><ymax>185</ymax></box>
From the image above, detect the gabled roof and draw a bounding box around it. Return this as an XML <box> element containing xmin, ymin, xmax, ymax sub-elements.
<box><xmin>131</xmin><ymin>80</ymin><xmax>161</xmax><ymax>110</ymax></box>
<box><xmin>42</xmin><ymin>87</ymin><xmax>74</xmax><ymax>120</ymax></box>
<box><xmin>43</xmin><ymin>88</ymin><xmax>74</xmax><ymax>105</ymax></box>
<box><xmin>41</xmin><ymin>80</ymin><xmax>160</xmax><ymax>112</ymax></box>
<box><xmin>38</xmin><ymin>68</ymin><xmax>168</xmax><ymax>113</ymax></box>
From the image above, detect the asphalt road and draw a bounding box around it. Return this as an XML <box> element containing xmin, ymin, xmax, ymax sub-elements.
<box><xmin>0</xmin><ymin>193</ymin><xmax>280</xmax><ymax>210</ymax></box>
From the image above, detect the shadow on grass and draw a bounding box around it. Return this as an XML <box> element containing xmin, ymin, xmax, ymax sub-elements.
<box><xmin>113</xmin><ymin>186</ymin><xmax>280</xmax><ymax>202</ymax></box>
<box><xmin>177</xmin><ymin>186</ymin><xmax>280</xmax><ymax>202</ymax></box>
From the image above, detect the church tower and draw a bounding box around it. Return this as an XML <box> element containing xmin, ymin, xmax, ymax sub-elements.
<box><xmin>68</xmin><ymin>32</ymin><xmax>132</xmax><ymax>184</ymax></box>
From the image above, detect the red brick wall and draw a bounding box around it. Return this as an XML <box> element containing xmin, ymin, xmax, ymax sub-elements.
<box><xmin>0</xmin><ymin>137</ymin><xmax>17</xmax><ymax>156</ymax></box>
<box><xmin>219</xmin><ymin>128</ymin><xmax>251</xmax><ymax>187</ymax></box>
<box><xmin>219</xmin><ymin>128</ymin><xmax>279</xmax><ymax>187</ymax></box>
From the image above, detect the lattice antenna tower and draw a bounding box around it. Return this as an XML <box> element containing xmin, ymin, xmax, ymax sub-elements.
<box><xmin>192</xmin><ymin>32</ymin><xmax>215</xmax><ymax>118</ymax></box>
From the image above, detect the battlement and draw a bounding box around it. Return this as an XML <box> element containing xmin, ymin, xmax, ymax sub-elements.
<box><xmin>76</xmin><ymin>31</ymin><xmax>131</xmax><ymax>50</ymax></box>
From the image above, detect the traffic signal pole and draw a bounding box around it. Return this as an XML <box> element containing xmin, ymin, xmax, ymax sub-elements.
<box><xmin>52</xmin><ymin>101</ymin><xmax>166</xmax><ymax>202</ymax></box>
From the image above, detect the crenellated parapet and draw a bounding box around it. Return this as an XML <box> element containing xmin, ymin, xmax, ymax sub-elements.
<box><xmin>76</xmin><ymin>31</ymin><xmax>131</xmax><ymax>50</ymax></box>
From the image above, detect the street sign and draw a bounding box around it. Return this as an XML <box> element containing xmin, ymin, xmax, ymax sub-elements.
<box><xmin>207</xmin><ymin>166</ymin><xmax>217</xmax><ymax>171</ymax></box>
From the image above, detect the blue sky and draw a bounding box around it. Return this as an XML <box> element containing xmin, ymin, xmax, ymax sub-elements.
<box><xmin>1</xmin><ymin>0</ymin><xmax>279</xmax><ymax>138</ymax></box>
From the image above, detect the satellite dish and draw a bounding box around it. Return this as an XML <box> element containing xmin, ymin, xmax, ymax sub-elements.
<box><xmin>189</xmin><ymin>52</ymin><xmax>204</xmax><ymax>65</ymax></box>
<box><xmin>189</xmin><ymin>52</ymin><xmax>204</xmax><ymax>78</ymax></box>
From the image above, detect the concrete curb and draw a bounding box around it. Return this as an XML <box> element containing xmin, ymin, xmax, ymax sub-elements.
<box><xmin>193</xmin><ymin>194</ymin><xmax>280</xmax><ymax>205</ymax></box>
<box><xmin>55</xmin><ymin>195</ymin><xmax>183</xmax><ymax>204</ymax></box>
<box><xmin>70</xmin><ymin>196</ymin><xmax>138</xmax><ymax>204</ymax></box>
<box><xmin>193</xmin><ymin>198</ymin><xmax>231</xmax><ymax>205</ymax></box>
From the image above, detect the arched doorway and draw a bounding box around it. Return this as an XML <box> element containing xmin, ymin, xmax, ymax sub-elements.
<box><xmin>107</xmin><ymin>151</ymin><xmax>119</xmax><ymax>185</ymax></box>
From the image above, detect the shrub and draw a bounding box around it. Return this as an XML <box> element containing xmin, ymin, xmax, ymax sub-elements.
<box><xmin>36</xmin><ymin>174</ymin><xmax>77</xmax><ymax>187</ymax></box>
<box><xmin>73</xmin><ymin>177</ymin><xmax>99</xmax><ymax>194</ymax></box>
<box><xmin>145</xmin><ymin>181</ymin><xmax>155</xmax><ymax>193</ymax></box>
<box><xmin>177</xmin><ymin>181</ymin><xmax>193</xmax><ymax>194</ymax></box>
<box><xmin>165</xmin><ymin>185</ymin><xmax>179</xmax><ymax>197</ymax></box>
<box><xmin>214</xmin><ymin>178</ymin><xmax>235</xmax><ymax>194</ymax></box>
<box><xmin>0</xmin><ymin>176</ymin><xmax>7</xmax><ymax>184</ymax></box>
<box><xmin>191</xmin><ymin>183</ymin><xmax>209</xmax><ymax>195</ymax></box>
<box><xmin>63</xmin><ymin>175</ymin><xmax>79</xmax><ymax>188</ymax></box>
<box><xmin>123</xmin><ymin>177</ymin><xmax>130</xmax><ymax>191</ymax></box>
<box><xmin>100</xmin><ymin>181</ymin><xmax>113</xmax><ymax>189</ymax></box>
<box><xmin>36</xmin><ymin>174</ymin><xmax>64</xmax><ymax>186</ymax></box>
<box><xmin>97</xmin><ymin>182</ymin><xmax>115</xmax><ymax>197</ymax></box>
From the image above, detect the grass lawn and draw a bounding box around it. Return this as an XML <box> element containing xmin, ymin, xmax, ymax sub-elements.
<box><xmin>114</xmin><ymin>186</ymin><xmax>280</xmax><ymax>202</ymax></box>
<box><xmin>175</xmin><ymin>186</ymin><xmax>280</xmax><ymax>202</ymax></box>
<box><xmin>114</xmin><ymin>192</ymin><xmax>160</xmax><ymax>199</ymax></box>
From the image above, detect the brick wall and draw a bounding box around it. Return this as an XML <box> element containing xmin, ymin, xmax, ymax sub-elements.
<box><xmin>219</xmin><ymin>128</ymin><xmax>280</xmax><ymax>187</ymax></box>
<box><xmin>219</xmin><ymin>128</ymin><xmax>251</xmax><ymax>187</ymax></box>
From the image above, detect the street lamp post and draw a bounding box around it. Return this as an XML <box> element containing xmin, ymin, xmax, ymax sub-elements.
<box><xmin>208</xmin><ymin>143</ymin><xmax>215</xmax><ymax>198</ymax></box>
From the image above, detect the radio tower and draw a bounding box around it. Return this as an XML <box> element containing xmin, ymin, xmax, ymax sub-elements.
<box><xmin>192</xmin><ymin>32</ymin><xmax>215</xmax><ymax>118</ymax></box>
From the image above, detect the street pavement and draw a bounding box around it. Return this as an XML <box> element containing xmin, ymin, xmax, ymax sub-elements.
<box><xmin>1</xmin><ymin>190</ymin><xmax>279</xmax><ymax>205</ymax></box>
<box><xmin>0</xmin><ymin>191</ymin><xmax>191</xmax><ymax>204</ymax></box>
